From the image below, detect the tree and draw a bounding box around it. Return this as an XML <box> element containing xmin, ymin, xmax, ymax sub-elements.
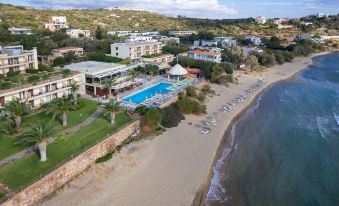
<box><xmin>220</xmin><ymin>62</ymin><xmax>235</xmax><ymax>74</ymax></box>
<box><xmin>129</xmin><ymin>69</ymin><xmax>141</xmax><ymax>81</ymax></box>
<box><xmin>70</xmin><ymin>82</ymin><xmax>80</xmax><ymax>105</ymax></box>
<box><xmin>15</xmin><ymin>121</ymin><xmax>54</xmax><ymax>162</ymax></box>
<box><xmin>64</xmin><ymin>51</ymin><xmax>76</xmax><ymax>63</ymax></box>
<box><xmin>245</xmin><ymin>55</ymin><xmax>260</xmax><ymax>71</ymax></box>
<box><xmin>144</xmin><ymin>64</ymin><xmax>159</xmax><ymax>76</ymax></box>
<box><xmin>46</xmin><ymin>97</ymin><xmax>76</xmax><ymax>127</ymax></box>
<box><xmin>103</xmin><ymin>78</ymin><xmax>116</xmax><ymax>98</ymax></box>
<box><xmin>142</xmin><ymin>108</ymin><xmax>162</xmax><ymax>131</ymax></box>
<box><xmin>95</xmin><ymin>26</ymin><xmax>104</xmax><ymax>40</ymax></box>
<box><xmin>4</xmin><ymin>99</ymin><xmax>31</xmax><ymax>131</ymax></box>
<box><xmin>53</xmin><ymin>57</ymin><xmax>66</xmax><ymax>67</ymax></box>
<box><xmin>103</xmin><ymin>101</ymin><xmax>121</xmax><ymax>124</ymax></box>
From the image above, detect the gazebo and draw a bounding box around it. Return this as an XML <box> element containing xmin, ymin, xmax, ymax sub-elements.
<box><xmin>167</xmin><ymin>64</ymin><xmax>188</xmax><ymax>82</ymax></box>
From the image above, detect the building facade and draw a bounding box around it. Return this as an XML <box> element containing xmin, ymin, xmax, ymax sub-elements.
<box><xmin>66</xmin><ymin>29</ymin><xmax>91</xmax><ymax>38</ymax></box>
<box><xmin>0</xmin><ymin>73</ymin><xmax>84</xmax><ymax>108</ymax></box>
<box><xmin>0</xmin><ymin>46</ymin><xmax>38</xmax><ymax>77</ymax></box>
<box><xmin>214</xmin><ymin>36</ymin><xmax>237</xmax><ymax>48</ymax></box>
<box><xmin>52</xmin><ymin>47</ymin><xmax>84</xmax><ymax>57</ymax></box>
<box><xmin>168</xmin><ymin>31</ymin><xmax>197</xmax><ymax>36</ymax></box>
<box><xmin>111</xmin><ymin>42</ymin><xmax>163</xmax><ymax>62</ymax></box>
<box><xmin>186</xmin><ymin>50</ymin><xmax>221</xmax><ymax>63</ymax></box>
<box><xmin>126</xmin><ymin>36</ymin><xmax>155</xmax><ymax>43</ymax></box>
<box><xmin>44</xmin><ymin>16</ymin><xmax>69</xmax><ymax>32</ymax></box>
<box><xmin>255</xmin><ymin>16</ymin><xmax>267</xmax><ymax>24</ymax></box>
<box><xmin>8</xmin><ymin>27</ymin><xmax>32</xmax><ymax>35</ymax></box>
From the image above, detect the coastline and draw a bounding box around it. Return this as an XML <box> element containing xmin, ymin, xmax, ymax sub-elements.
<box><xmin>41</xmin><ymin>51</ymin><xmax>334</xmax><ymax>206</ymax></box>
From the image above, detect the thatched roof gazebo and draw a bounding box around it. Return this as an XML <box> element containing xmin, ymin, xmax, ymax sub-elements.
<box><xmin>167</xmin><ymin>64</ymin><xmax>188</xmax><ymax>82</ymax></box>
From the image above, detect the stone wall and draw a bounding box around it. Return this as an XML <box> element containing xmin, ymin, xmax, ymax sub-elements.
<box><xmin>1</xmin><ymin>120</ymin><xmax>140</xmax><ymax>206</ymax></box>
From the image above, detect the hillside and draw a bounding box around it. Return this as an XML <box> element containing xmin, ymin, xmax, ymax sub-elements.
<box><xmin>0</xmin><ymin>3</ymin><xmax>280</xmax><ymax>36</ymax></box>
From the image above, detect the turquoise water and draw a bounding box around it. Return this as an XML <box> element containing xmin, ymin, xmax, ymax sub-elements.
<box><xmin>206</xmin><ymin>53</ymin><xmax>339</xmax><ymax>206</ymax></box>
<box><xmin>123</xmin><ymin>82</ymin><xmax>172</xmax><ymax>104</ymax></box>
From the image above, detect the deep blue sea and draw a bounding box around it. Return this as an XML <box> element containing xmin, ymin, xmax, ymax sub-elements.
<box><xmin>205</xmin><ymin>53</ymin><xmax>339</xmax><ymax>206</ymax></box>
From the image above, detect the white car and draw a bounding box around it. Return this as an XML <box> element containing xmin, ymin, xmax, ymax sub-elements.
<box><xmin>200</xmin><ymin>128</ymin><xmax>211</xmax><ymax>134</ymax></box>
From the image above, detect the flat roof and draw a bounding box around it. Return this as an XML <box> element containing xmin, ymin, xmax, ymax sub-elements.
<box><xmin>112</xmin><ymin>41</ymin><xmax>161</xmax><ymax>47</ymax></box>
<box><xmin>65</xmin><ymin>61</ymin><xmax>126</xmax><ymax>76</ymax></box>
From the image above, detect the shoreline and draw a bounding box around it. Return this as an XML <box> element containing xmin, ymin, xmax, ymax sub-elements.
<box><xmin>41</xmin><ymin>51</ymin><xmax>335</xmax><ymax>206</ymax></box>
<box><xmin>193</xmin><ymin>50</ymin><xmax>337</xmax><ymax>206</ymax></box>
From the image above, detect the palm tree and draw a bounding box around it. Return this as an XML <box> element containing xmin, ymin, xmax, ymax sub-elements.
<box><xmin>64</xmin><ymin>51</ymin><xmax>76</xmax><ymax>63</ymax></box>
<box><xmin>129</xmin><ymin>69</ymin><xmax>141</xmax><ymax>82</ymax></box>
<box><xmin>4</xmin><ymin>99</ymin><xmax>31</xmax><ymax>131</ymax></box>
<box><xmin>144</xmin><ymin>64</ymin><xmax>159</xmax><ymax>77</ymax></box>
<box><xmin>46</xmin><ymin>97</ymin><xmax>75</xmax><ymax>127</ymax></box>
<box><xmin>103</xmin><ymin>101</ymin><xmax>121</xmax><ymax>124</ymax></box>
<box><xmin>70</xmin><ymin>82</ymin><xmax>80</xmax><ymax>105</ymax></box>
<box><xmin>15</xmin><ymin>121</ymin><xmax>54</xmax><ymax>162</ymax></box>
<box><xmin>103</xmin><ymin>78</ymin><xmax>116</xmax><ymax>98</ymax></box>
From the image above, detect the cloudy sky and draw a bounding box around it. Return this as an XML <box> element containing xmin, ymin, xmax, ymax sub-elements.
<box><xmin>1</xmin><ymin>0</ymin><xmax>338</xmax><ymax>19</ymax></box>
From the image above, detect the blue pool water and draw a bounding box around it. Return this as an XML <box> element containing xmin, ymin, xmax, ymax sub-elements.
<box><xmin>123</xmin><ymin>82</ymin><xmax>172</xmax><ymax>104</ymax></box>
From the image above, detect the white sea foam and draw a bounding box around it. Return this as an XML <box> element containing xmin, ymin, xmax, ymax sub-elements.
<box><xmin>315</xmin><ymin>116</ymin><xmax>330</xmax><ymax>138</ymax></box>
<box><xmin>333</xmin><ymin>112</ymin><xmax>339</xmax><ymax>127</ymax></box>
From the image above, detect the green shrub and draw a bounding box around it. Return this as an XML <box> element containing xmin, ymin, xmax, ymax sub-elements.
<box><xmin>25</xmin><ymin>68</ymin><xmax>39</xmax><ymax>74</ymax></box>
<box><xmin>141</xmin><ymin>108</ymin><xmax>162</xmax><ymax>132</ymax></box>
<box><xmin>178</xmin><ymin>92</ymin><xmax>186</xmax><ymax>100</ymax></box>
<box><xmin>87</xmin><ymin>52</ymin><xmax>122</xmax><ymax>63</ymax></box>
<box><xmin>186</xmin><ymin>86</ymin><xmax>197</xmax><ymax>97</ymax></box>
<box><xmin>197</xmin><ymin>92</ymin><xmax>206</xmax><ymax>102</ymax></box>
<box><xmin>160</xmin><ymin>104</ymin><xmax>185</xmax><ymax>128</ymax></box>
<box><xmin>0</xmin><ymin>82</ymin><xmax>11</xmax><ymax>89</ymax></box>
<box><xmin>6</xmin><ymin>71</ymin><xmax>20</xmax><ymax>77</ymax></box>
<box><xmin>38</xmin><ymin>63</ymin><xmax>51</xmax><ymax>72</ymax></box>
<box><xmin>134</xmin><ymin>105</ymin><xmax>149</xmax><ymax>115</ymax></box>
<box><xmin>177</xmin><ymin>97</ymin><xmax>206</xmax><ymax>115</ymax></box>
<box><xmin>53</xmin><ymin>57</ymin><xmax>66</xmax><ymax>67</ymax></box>
<box><xmin>62</xmin><ymin>69</ymin><xmax>71</xmax><ymax>77</ymax></box>
<box><xmin>95</xmin><ymin>153</ymin><xmax>112</xmax><ymax>163</ymax></box>
<box><xmin>27</xmin><ymin>75</ymin><xmax>40</xmax><ymax>83</ymax></box>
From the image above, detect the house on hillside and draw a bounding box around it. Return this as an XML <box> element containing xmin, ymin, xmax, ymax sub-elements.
<box><xmin>44</xmin><ymin>16</ymin><xmax>69</xmax><ymax>32</ymax></box>
<box><xmin>214</xmin><ymin>36</ymin><xmax>237</xmax><ymax>48</ymax></box>
<box><xmin>184</xmin><ymin>50</ymin><xmax>222</xmax><ymax>63</ymax></box>
<box><xmin>52</xmin><ymin>47</ymin><xmax>84</xmax><ymax>57</ymax></box>
<box><xmin>66</xmin><ymin>29</ymin><xmax>91</xmax><ymax>38</ymax></box>
<box><xmin>8</xmin><ymin>27</ymin><xmax>32</xmax><ymax>35</ymax></box>
<box><xmin>168</xmin><ymin>31</ymin><xmax>197</xmax><ymax>36</ymax></box>
<box><xmin>255</xmin><ymin>16</ymin><xmax>267</xmax><ymax>24</ymax></box>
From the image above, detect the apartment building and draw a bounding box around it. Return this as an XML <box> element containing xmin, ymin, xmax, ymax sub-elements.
<box><xmin>111</xmin><ymin>41</ymin><xmax>163</xmax><ymax>62</ymax></box>
<box><xmin>142</xmin><ymin>54</ymin><xmax>174</xmax><ymax>71</ymax></box>
<box><xmin>0</xmin><ymin>46</ymin><xmax>38</xmax><ymax>77</ymax></box>
<box><xmin>66</xmin><ymin>29</ymin><xmax>91</xmax><ymax>38</ymax></box>
<box><xmin>214</xmin><ymin>36</ymin><xmax>237</xmax><ymax>48</ymax></box>
<box><xmin>0</xmin><ymin>72</ymin><xmax>85</xmax><ymax>108</ymax></box>
<box><xmin>44</xmin><ymin>16</ymin><xmax>69</xmax><ymax>32</ymax></box>
<box><xmin>52</xmin><ymin>47</ymin><xmax>84</xmax><ymax>57</ymax></box>
<box><xmin>126</xmin><ymin>36</ymin><xmax>155</xmax><ymax>43</ymax></box>
<box><xmin>186</xmin><ymin>50</ymin><xmax>221</xmax><ymax>63</ymax></box>
<box><xmin>193</xmin><ymin>40</ymin><xmax>218</xmax><ymax>47</ymax></box>
<box><xmin>8</xmin><ymin>27</ymin><xmax>32</xmax><ymax>35</ymax></box>
<box><xmin>168</xmin><ymin>31</ymin><xmax>197</xmax><ymax>36</ymax></box>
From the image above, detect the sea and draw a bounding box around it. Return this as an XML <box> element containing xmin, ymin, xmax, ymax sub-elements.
<box><xmin>205</xmin><ymin>52</ymin><xmax>339</xmax><ymax>206</ymax></box>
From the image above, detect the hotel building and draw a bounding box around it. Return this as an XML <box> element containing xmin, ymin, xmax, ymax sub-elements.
<box><xmin>182</xmin><ymin>50</ymin><xmax>221</xmax><ymax>63</ymax></box>
<box><xmin>111</xmin><ymin>41</ymin><xmax>163</xmax><ymax>62</ymax></box>
<box><xmin>0</xmin><ymin>45</ymin><xmax>38</xmax><ymax>77</ymax></box>
<box><xmin>0</xmin><ymin>72</ymin><xmax>84</xmax><ymax>108</ymax></box>
<box><xmin>52</xmin><ymin>47</ymin><xmax>84</xmax><ymax>58</ymax></box>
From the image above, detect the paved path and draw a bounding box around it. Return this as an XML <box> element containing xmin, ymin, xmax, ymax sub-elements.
<box><xmin>0</xmin><ymin>108</ymin><xmax>103</xmax><ymax>168</ymax></box>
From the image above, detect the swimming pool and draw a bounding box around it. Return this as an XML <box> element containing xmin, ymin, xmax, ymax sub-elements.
<box><xmin>123</xmin><ymin>82</ymin><xmax>172</xmax><ymax>104</ymax></box>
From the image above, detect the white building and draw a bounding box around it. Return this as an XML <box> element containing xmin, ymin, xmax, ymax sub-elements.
<box><xmin>168</xmin><ymin>31</ymin><xmax>197</xmax><ymax>36</ymax></box>
<box><xmin>0</xmin><ymin>46</ymin><xmax>38</xmax><ymax>77</ymax></box>
<box><xmin>158</xmin><ymin>36</ymin><xmax>180</xmax><ymax>44</ymax></box>
<box><xmin>44</xmin><ymin>16</ymin><xmax>69</xmax><ymax>32</ymax></box>
<box><xmin>107</xmin><ymin>30</ymin><xmax>132</xmax><ymax>37</ymax></box>
<box><xmin>8</xmin><ymin>27</ymin><xmax>32</xmax><ymax>35</ymax></box>
<box><xmin>0</xmin><ymin>72</ymin><xmax>84</xmax><ymax>108</ymax></box>
<box><xmin>255</xmin><ymin>16</ymin><xmax>267</xmax><ymax>24</ymax></box>
<box><xmin>214</xmin><ymin>36</ymin><xmax>237</xmax><ymax>48</ymax></box>
<box><xmin>278</xmin><ymin>24</ymin><xmax>294</xmax><ymax>29</ymax></box>
<box><xmin>273</xmin><ymin>18</ymin><xmax>288</xmax><ymax>25</ymax></box>
<box><xmin>142</xmin><ymin>54</ymin><xmax>174</xmax><ymax>71</ymax></box>
<box><xmin>246</xmin><ymin>36</ymin><xmax>262</xmax><ymax>46</ymax></box>
<box><xmin>111</xmin><ymin>41</ymin><xmax>163</xmax><ymax>62</ymax></box>
<box><xmin>107</xmin><ymin>30</ymin><xmax>159</xmax><ymax>37</ymax></box>
<box><xmin>66</xmin><ymin>29</ymin><xmax>91</xmax><ymax>38</ymax></box>
<box><xmin>193</xmin><ymin>40</ymin><xmax>218</xmax><ymax>47</ymax></box>
<box><xmin>126</xmin><ymin>36</ymin><xmax>155</xmax><ymax>43</ymax></box>
<box><xmin>316</xmin><ymin>13</ymin><xmax>329</xmax><ymax>18</ymax></box>
<box><xmin>185</xmin><ymin>50</ymin><xmax>221</xmax><ymax>63</ymax></box>
<box><xmin>52</xmin><ymin>47</ymin><xmax>84</xmax><ymax>57</ymax></box>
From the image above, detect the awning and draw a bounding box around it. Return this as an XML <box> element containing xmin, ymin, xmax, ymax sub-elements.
<box><xmin>168</xmin><ymin>64</ymin><xmax>188</xmax><ymax>76</ymax></box>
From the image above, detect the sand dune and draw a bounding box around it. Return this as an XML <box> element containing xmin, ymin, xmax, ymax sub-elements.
<box><xmin>41</xmin><ymin>53</ymin><xmax>329</xmax><ymax>206</ymax></box>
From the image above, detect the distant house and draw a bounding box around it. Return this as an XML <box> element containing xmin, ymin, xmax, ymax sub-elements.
<box><xmin>168</xmin><ymin>31</ymin><xmax>197</xmax><ymax>36</ymax></box>
<box><xmin>193</xmin><ymin>40</ymin><xmax>218</xmax><ymax>47</ymax></box>
<box><xmin>107</xmin><ymin>30</ymin><xmax>159</xmax><ymax>37</ymax></box>
<box><xmin>52</xmin><ymin>47</ymin><xmax>84</xmax><ymax>57</ymax></box>
<box><xmin>316</xmin><ymin>13</ymin><xmax>329</xmax><ymax>18</ymax></box>
<box><xmin>44</xmin><ymin>16</ymin><xmax>69</xmax><ymax>32</ymax></box>
<box><xmin>0</xmin><ymin>45</ymin><xmax>38</xmax><ymax>76</ymax></box>
<box><xmin>66</xmin><ymin>29</ymin><xmax>91</xmax><ymax>38</ymax></box>
<box><xmin>111</xmin><ymin>41</ymin><xmax>163</xmax><ymax>62</ymax></box>
<box><xmin>126</xmin><ymin>36</ymin><xmax>155</xmax><ymax>43</ymax></box>
<box><xmin>245</xmin><ymin>36</ymin><xmax>262</xmax><ymax>46</ymax></box>
<box><xmin>185</xmin><ymin>50</ymin><xmax>222</xmax><ymax>63</ymax></box>
<box><xmin>8</xmin><ymin>27</ymin><xmax>32</xmax><ymax>35</ymax></box>
<box><xmin>107</xmin><ymin>30</ymin><xmax>132</xmax><ymax>37</ymax></box>
<box><xmin>214</xmin><ymin>36</ymin><xmax>237</xmax><ymax>48</ymax></box>
<box><xmin>255</xmin><ymin>16</ymin><xmax>267</xmax><ymax>24</ymax></box>
<box><xmin>158</xmin><ymin>36</ymin><xmax>180</xmax><ymax>44</ymax></box>
<box><xmin>273</xmin><ymin>18</ymin><xmax>288</xmax><ymax>25</ymax></box>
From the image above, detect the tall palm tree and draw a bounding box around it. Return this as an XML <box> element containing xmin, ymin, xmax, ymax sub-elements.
<box><xmin>103</xmin><ymin>101</ymin><xmax>121</xmax><ymax>124</ymax></box>
<box><xmin>4</xmin><ymin>99</ymin><xmax>31</xmax><ymax>131</ymax></box>
<box><xmin>144</xmin><ymin>64</ymin><xmax>159</xmax><ymax>77</ymax></box>
<box><xmin>15</xmin><ymin>121</ymin><xmax>54</xmax><ymax>162</ymax></box>
<box><xmin>129</xmin><ymin>69</ymin><xmax>141</xmax><ymax>82</ymax></box>
<box><xmin>103</xmin><ymin>78</ymin><xmax>116</xmax><ymax>98</ymax></box>
<box><xmin>70</xmin><ymin>82</ymin><xmax>80</xmax><ymax>105</ymax></box>
<box><xmin>46</xmin><ymin>97</ymin><xmax>75</xmax><ymax>127</ymax></box>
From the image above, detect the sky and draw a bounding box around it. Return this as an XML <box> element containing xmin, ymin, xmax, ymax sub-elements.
<box><xmin>1</xmin><ymin>0</ymin><xmax>339</xmax><ymax>19</ymax></box>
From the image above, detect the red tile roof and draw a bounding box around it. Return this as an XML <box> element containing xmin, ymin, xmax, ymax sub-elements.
<box><xmin>185</xmin><ymin>67</ymin><xmax>202</xmax><ymax>74</ymax></box>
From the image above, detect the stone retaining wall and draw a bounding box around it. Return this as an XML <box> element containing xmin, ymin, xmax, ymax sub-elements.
<box><xmin>1</xmin><ymin>120</ymin><xmax>140</xmax><ymax>206</ymax></box>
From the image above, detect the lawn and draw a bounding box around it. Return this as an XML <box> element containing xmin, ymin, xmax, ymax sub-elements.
<box><xmin>0</xmin><ymin>98</ymin><xmax>98</xmax><ymax>161</ymax></box>
<box><xmin>0</xmin><ymin>112</ymin><xmax>133</xmax><ymax>191</ymax></box>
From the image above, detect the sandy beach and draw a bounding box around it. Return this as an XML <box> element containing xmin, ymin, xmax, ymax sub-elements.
<box><xmin>41</xmin><ymin>52</ymin><xmax>330</xmax><ymax>206</ymax></box>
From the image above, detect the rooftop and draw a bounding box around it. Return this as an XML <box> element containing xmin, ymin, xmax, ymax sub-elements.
<box><xmin>53</xmin><ymin>47</ymin><xmax>83</xmax><ymax>51</ymax></box>
<box><xmin>65</xmin><ymin>61</ymin><xmax>128</xmax><ymax>76</ymax></box>
<box><xmin>112</xmin><ymin>41</ymin><xmax>161</xmax><ymax>46</ymax></box>
<box><xmin>189</xmin><ymin>50</ymin><xmax>220</xmax><ymax>56</ymax></box>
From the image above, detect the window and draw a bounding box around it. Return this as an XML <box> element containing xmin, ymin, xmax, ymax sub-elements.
<box><xmin>116</xmin><ymin>47</ymin><xmax>118</xmax><ymax>50</ymax></box>
<box><xmin>116</xmin><ymin>53</ymin><xmax>119</xmax><ymax>56</ymax></box>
